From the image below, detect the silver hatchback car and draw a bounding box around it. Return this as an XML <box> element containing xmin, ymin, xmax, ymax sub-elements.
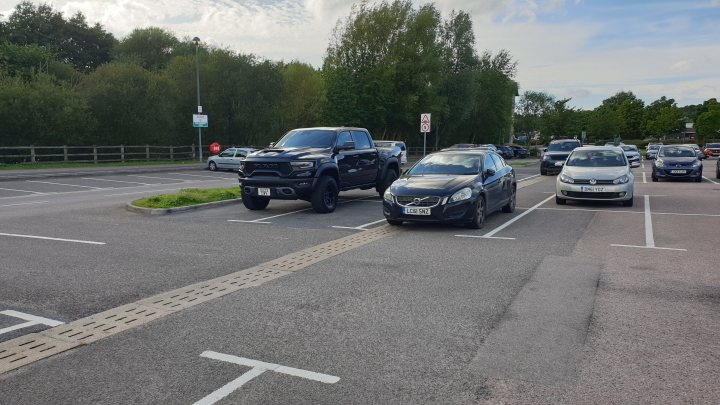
<box><xmin>556</xmin><ymin>146</ymin><xmax>634</xmax><ymax>207</ymax></box>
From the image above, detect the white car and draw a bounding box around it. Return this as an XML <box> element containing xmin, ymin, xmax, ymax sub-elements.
<box><xmin>207</xmin><ymin>147</ymin><xmax>256</xmax><ymax>171</ymax></box>
<box><xmin>374</xmin><ymin>141</ymin><xmax>407</xmax><ymax>166</ymax></box>
<box><xmin>620</xmin><ymin>145</ymin><xmax>641</xmax><ymax>164</ymax></box>
<box><xmin>556</xmin><ymin>146</ymin><xmax>634</xmax><ymax>207</ymax></box>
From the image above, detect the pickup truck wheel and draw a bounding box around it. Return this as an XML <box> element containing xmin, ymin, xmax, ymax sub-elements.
<box><xmin>208</xmin><ymin>161</ymin><xmax>217</xmax><ymax>171</ymax></box>
<box><xmin>311</xmin><ymin>176</ymin><xmax>338</xmax><ymax>213</ymax></box>
<box><xmin>242</xmin><ymin>195</ymin><xmax>269</xmax><ymax>210</ymax></box>
<box><xmin>378</xmin><ymin>169</ymin><xmax>399</xmax><ymax>197</ymax></box>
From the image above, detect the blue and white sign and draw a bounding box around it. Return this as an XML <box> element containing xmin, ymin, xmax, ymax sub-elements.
<box><xmin>193</xmin><ymin>114</ymin><xmax>208</xmax><ymax>128</ymax></box>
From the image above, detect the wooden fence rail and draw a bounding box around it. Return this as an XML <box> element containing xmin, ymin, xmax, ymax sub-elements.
<box><xmin>0</xmin><ymin>145</ymin><xmax>201</xmax><ymax>164</ymax></box>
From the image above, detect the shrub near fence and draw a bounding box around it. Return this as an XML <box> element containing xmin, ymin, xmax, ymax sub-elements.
<box><xmin>0</xmin><ymin>145</ymin><xmax>199</xmax><ymax>165</ymax></box>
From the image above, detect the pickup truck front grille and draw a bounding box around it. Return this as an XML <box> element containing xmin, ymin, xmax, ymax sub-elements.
<box><xmin>243</xmin><ymin>162</ymin><xmax>292</xmax><ymax>176</ymax></box>
<box><xmin>395</xmin><ymin>196</ymin><xmax>441</xmax><ymax>207</ymax></box>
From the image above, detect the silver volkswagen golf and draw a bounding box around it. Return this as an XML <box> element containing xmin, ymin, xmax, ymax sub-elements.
<box><xmin>556</xmin><ymin>146</ymin><xmax>634</xmax><ymax>207</ymax></box>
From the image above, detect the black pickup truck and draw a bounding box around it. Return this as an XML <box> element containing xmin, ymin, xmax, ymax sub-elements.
<box><xmin>238</xmin><ymin>127</ymin><xmax>402</xmax><ymax>213</ymax></box>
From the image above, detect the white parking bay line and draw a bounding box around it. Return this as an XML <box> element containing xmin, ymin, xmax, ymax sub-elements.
<box><xmin>0</xmin><ymin>232</ymin><xmax>106</xmax><ymax>245</ymax></box>
<box><xmin>167</xmin><ymin>172</ymin><xmax>235</xmax><ymax>180</ymax></box>
<box><xmin>27</xmin><ymin>180</ymin><xmax>104</xmax><ymax>189</ymax></box>
<box><xmin>228</xmin><ymin>207</ymin><xmax>312</xmax><ymax>224</ymax></box>
<box><xmin>81</xmin><ymin>177</ymin><xmax>152</xmax><ymax>186</ymax></box>
<box><xmin>610</xmin><ymin>195</ymin><xmax>687</xmax><ymax>252</ymax></box>
<box><xmin>332</xmin><ymin>218</ymin><xmax>387</xmax><ymax>231</ymax></box>
<box><xmin>642</xmin><ymin>172</ymin><xmax>647</xmax><ymax>183</ymax></box>
<box><xmin>0</xmin><ymin>201</ymin><xmax>49</xmax><ymax>208</ymax></box>
<box><xmin>0</xmin><ymin>187</ymin><xmax>47</xmax><ymax>194</ymax></box>
<box><xmin>126</xmin><ymin>174</ymin><xmax>193</xmax><ymax>182</ymax></box>
<box><xmin>703</xmin><ymin>176</ymin><xmax>719</xmax><ymax>185</ymax></box>
<box><xmin>517</xmin><ymin>174</ymin><xmax>540</xmax><ymax>182</ymax></box>
<box><xmin>455</xmin><ymin>195</ymin><xmax>554</xmax><ymax>240</ymax></box>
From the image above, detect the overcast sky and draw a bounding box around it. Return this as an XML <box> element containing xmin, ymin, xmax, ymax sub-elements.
<box><xmin>2</xmin><ymin>0</ymin><xmax>719</xmax><ymax>109</ymax></box>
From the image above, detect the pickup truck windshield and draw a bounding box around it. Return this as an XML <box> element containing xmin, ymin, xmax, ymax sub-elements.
<box><xmin>408</xmin><ymin>154</ymin><xmax>481</xmax><ymax>176</ymax></box>
<box><xmin>275</xmin><ymin>130</ymin><xmax>336</xmax><ymax>148</ymax></box>
<box><xmin>547</xmin><ymin>142</ymin><xmax>580</xmax><ymax>152</ymax></box>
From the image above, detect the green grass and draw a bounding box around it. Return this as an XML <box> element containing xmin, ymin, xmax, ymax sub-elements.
<box><xmin>0</xmin><ymin>160</ymin><xmax>201</xmax><ymax>171</ymax></box>
<box><xmin>132</xmin><ymin>187</ymin><xmax>241</xmax><ymax>209</ymax></box>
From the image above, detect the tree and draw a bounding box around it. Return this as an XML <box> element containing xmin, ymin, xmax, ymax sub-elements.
<box><xmin>279</xmin><ymin>62</ymin><xmax>326</xmax><ymax>130</ymax></box>
<box><xmin>645</xmin><ymin>106</ymin><xmax>680</xmax><ymax>138</ymax></box>
<box><xmin>514</xmin><ymin>91</ymin><xmax>555</xmax><ymax>136</ymax></box>
<box><xmin>587</xmin><ymin>104</ymin><xmax>622</xmax><ymax>141</ymax></box>
<box><xmin>540</xmin><ymin>98</ymin><xmax>577</xmax><ymax>142</ymax></box>
<box><xmin>115</xmin><ymin>27</ymin><xmax>179</xmax><ymax>70</ymax></box>
<box><xmin>600</xmin><ymin>91</ymin><xmax>644</xmax><ymax>138</ymax></box>
<box><xmin>695</xmin><ymin>99</ymin><xmax>720</xmax><ymax>143</ymax></box>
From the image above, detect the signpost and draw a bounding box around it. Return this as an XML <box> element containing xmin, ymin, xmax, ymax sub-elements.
<box><xmin>209</xmin><ymin>142</ymin><xmax>221</xmax><ymax>155</ymax></box>
<box><xmin>420</xmin><ymin>113</ymin><xmax>431</xmax><ymax>156</ymax></box>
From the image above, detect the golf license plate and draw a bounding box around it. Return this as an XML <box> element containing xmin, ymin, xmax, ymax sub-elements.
<box><xmin>580</xmin><ymin>186</ymin><xmax>604</xmax><ymax>192</ymax></box>
<box><xmin>670</xmin><ymin>170</ymin><xmax>686</xmax><ymax>174</ymax></box>
<box><xmin>258</xmin><ymin>188</ymin><xmax>271</xmax><ymax>196</ymax></box>
<box><xmin>403</xmin><ymin>207</ymin><xmax>431</xmax><ymax>216</ymax></box>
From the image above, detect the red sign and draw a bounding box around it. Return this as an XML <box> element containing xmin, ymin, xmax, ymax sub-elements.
<box><xmin>209</xmin><ymin>142</ymin><xmax>221</xmax><ymax>155</ymax></box>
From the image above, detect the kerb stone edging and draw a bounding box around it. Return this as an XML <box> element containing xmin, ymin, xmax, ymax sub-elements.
<box><xmin>126</xmin><ymin>198</ymin><xmax>242</xmax><ymax>215</ymax></box>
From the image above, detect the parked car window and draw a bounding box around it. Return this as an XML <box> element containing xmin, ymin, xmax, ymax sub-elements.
<box><xmin>490</xmin><ymin>153</ymin><xmax>505</xmax><ymax>168</ymax></box>
<box><xmin>235</xmin><ymin>150</ymin><xmax>247</xmax><ymax>158</ymax></box>
<box><xmin>566</xmin><ymin>150</ymin><xmax>626</xmax><ymax>167</ymax></box>
<box><xmin>547</xmin><ymin>141</ymin><xmax>580</xmax><ymax>152</ymax></box>
<box><xmin>483</xmin><ymin>154</ymin><xmax>498</xmax><ymax>172</ymax></box>
<box><xmin>351</xmin><ymin>131</ymin><xmax>372</xmax><ymax>149</ymax></box>
<box><xmin>399</xmin><ymin>143</ymin><xmax>406</xmax><ymax>151</ymax></box>
<box><xmin>408</xmin><ymin>153</ymin><xmax>481</xmax><ymax>175</ymax></box>
<box><xmin>219</xmin><ymin>149</ymin><xmax>234</xmax><ymax>157</ymax></box>
<box><xmin>337</xmin><ymin>131</ymin><xmax>353</xmax><ymax>148</ymax></box>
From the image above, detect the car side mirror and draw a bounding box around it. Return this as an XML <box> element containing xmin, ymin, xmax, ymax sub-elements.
<box><xmin>338</xmin><ymin>141</ymin><xmax>355</xmax><ymax>151</ymax></box>
<box><xmin>269</xmin><ymin>142</ymin><xmax>276</xmax><ymax>148</ymax></box>
<box><xmin>485</xmin><ymin>168</ymin><xmax>496</xmax><ymax>177</ymax></box>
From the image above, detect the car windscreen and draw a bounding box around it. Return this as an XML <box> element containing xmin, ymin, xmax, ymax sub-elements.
<box><xmin>566</xmin><ymin>150</ymin><xmax>627</xmax><ymax>167</ymax></box>
<box><xmin>374</xmin><ymin>141</ymin><xmax>392</xmax><ymax>147</ymax></box>
<box><xmin>706</xmin><ymin>143</ymin><xmax>720</xmax><ymax>148</ymax></box>
<box><xmin>547</xmin><ymin>142</ymin><xmax>580</xmax><ymax>152</ymax></box>
<box><xmin>647</xmin><ymin>144</ymin><xmax>661</xmax><ymax>150</ymax></box>
<box><xmin>658</xmin><ymin>147</ymin><xmax>696</xmax><ymax>157</ymax></box>
<box><xmin>407</xmin><ymin>154</ymin><xmax>481</xmax><ymax>176</ymax></box>
<box><xmin>275</xmin><ymin>130</ymin><xmax>336</xmax><ymax>148</ymax></box>
<box><xmin>620</xmin><ymin>145</ymin><xmax>638</xmax><ymax>152</ymax></box>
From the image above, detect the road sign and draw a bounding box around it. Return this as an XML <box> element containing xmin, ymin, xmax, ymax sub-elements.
<box><xmin>420</xmin><ymin>113</ymin><xmax>431</xmax><ymax>133</ymax></box>
<box><xmin>193</xmin><ymin>114</ymin><xmax>208</xmax><ymax>128</ymax></box>
<box><xmin>209</xmin><ymin>142</ymin><xmax>221</xmax><ymax>155</ymax></box>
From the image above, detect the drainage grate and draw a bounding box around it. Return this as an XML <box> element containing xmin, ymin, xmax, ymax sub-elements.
<box><xmin>0</xmin><ymin>225</ymin><xmax>399</xmax><ymax>374</ymax></box>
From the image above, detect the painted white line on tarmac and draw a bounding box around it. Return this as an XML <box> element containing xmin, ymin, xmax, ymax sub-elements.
<box><xmin>482</xmin><ymin>195</ymin><xmax>554</xmax><ymax>238</ymax></box>
<box><xmin>332</xmin><ymin>218</ymin><xmax>387</xmax><ymax>231</ymax></box>
<box><xmin>517</xmin><ymin>174</ymin><xmax>540</xmax><ymax>182</ymax></box>
<box><xmin>0</xmin><ymin>187</ymin><xmax>48</xmax><ymax>194</ymax></box>
<box><xmin>193</xmin><ymin>366</ymin><xmax>266</xmax><ymax>405</ymax></box>
<box><xmin>126</xmin><ymin>174</ymin><xmax>193</xmax><ymax>182</ymax></box>
<box><xmin>455</xmin><ymin>235</ymin><xmax>516</xmax><ymax>240</ymax></box>
<box><xmin>643</xmin><ymin>195</ymin><xmax>655</xmax><ymax>247</ymax></box>
<box><xmin>26</xmin><ymin>180</ymin><xmax>105</xmax><ymax>189</ymax></box>
<box><xmin>228</xmin><ymin>196</ymin><xmax>376</xmax><ymax>225</ymax></box>
<box><xmin>642</xmin><ymin>172</ymin><xmax>647</xmax><ymax>183</ymax></box>
<box><xmin>0</xmin><ymin>310</ymin><xmax>65</xmax><ymax>336</ymax></box>
<box><xmin>167</xmin><ymin>172</ymin><xmax>236</xmax><ymax>180</ymax></box>
<box><xmin>642</xmin><ymin>163</ymin><xmax>645</xmax><ymax>169</ymax></box>
<box><xmin>0</xmin><ymin>201</ymin><xmax>49</xmax><ymax>208</ymax></box>
<box><xmin>610</xmin><ymin>244</ymin><xmax>687</xmax><ymax>252</ymax></box>
<box><xmin>703</xmin><ymin>176</ymin><xmax>719</xmax><ymax>184</ymax></box>
<box><xmin>0</xmin><ymin>232</ymin><xmax>106</xmax><ymax>245</ymax></box>
<box><xmin>520</xmin><ymin>207</ymin><xmax>640</xmax><ymax>215</ymax></box>
<box><xmin>81</xmin><ymin>177</ymin><xmax>152</xmax><ymax>186</ymax></box>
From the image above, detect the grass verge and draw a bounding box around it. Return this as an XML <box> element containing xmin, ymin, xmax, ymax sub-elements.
<box><xmin>0</xmin><ymin>160</ymin><xmax>200</xmax><ymax>171</ymax></box>
<box><xmin>132</xmin><ymin>187</ymin><xmax>241</xmax><ymax>209</ymax></box>
<box><xmin>509</xmin><ymin>160</ymin><xmax>539</xmax><ymax>167</ymax></box>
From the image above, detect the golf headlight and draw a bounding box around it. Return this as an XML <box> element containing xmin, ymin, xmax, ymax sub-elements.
<box><xmin>613</xmin><ymin>175</ymin><xmax>629</xmax><ymax>184</ymax></box>
<box><xmin>383</xmin><ymin>189</ymin><xmax>393</xmax><ymax>203</ymax></box>
<box><xmin>290</xmin><ymin>161</ymin><xmax>314</xmax><ymax>170</ymax></box>
<box><xmin>450</xmin><ymin>187</ymin><xmax>472</xmax><ymax>202</ymax></box>
<box><xmin>559</xmin><ymin>173</ymin><xmax>574</xmax><ymax>184</ymax></box>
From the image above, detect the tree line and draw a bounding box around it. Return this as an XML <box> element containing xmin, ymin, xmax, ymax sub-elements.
<box><xmin>514</xmin><ymin>90</ymin><xmax>720</xmax><ymax>145</ymax></box>
<box><xmin>0</xmin><ymin>0</ymin><xmax>518</xmax><ymax>149</ymax></box>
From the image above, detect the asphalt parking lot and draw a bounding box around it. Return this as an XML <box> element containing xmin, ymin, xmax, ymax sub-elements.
<box><xmin>1</xmin><ymin>160</ymin><xmax>719</xmax><ymax>404</ymax></box>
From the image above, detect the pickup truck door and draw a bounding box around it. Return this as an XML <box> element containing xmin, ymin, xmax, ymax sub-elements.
<box><xmin>337</xmin><ymin>131</ymin><xmax>359</xmax><ymax>188</ymax></box>
<box><xmin>352</xmin><ymin>130</ymin><xmax>379</xmax><ymax>185</ymax></box>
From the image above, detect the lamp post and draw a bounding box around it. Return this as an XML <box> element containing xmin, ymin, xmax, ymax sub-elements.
<box><xmin>193</xmin><ymin>36</ymin><xmax>202</xmax><ymax>161</ymax></box>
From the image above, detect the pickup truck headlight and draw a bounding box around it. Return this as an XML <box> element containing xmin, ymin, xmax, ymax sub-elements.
<box><xmin>450</xmin><ymin>187</ymin><xmax>472</xmax><ymax>202</ymax></box>
<box><xmin>383</xmin><ymin>189</ymin><xmax>393</xmax><ymax>203</ymax></box>
<box><xmin>290</xmin><ymin>161</ymin><xmax>314</xmax><ymax>170</ymax></box>
<box><xmin>559</xmin><ymin>173</ymin><xmax>574</xmax><ymax>184</ymax></box>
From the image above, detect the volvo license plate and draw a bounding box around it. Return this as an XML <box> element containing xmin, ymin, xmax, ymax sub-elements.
<box><xmin>403</xmin><ymin>207</ymin><xmax>431</xmax><ymax>216</ymax></box>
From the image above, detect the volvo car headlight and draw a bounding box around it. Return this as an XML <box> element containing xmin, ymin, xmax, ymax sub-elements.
<box><xmin>613</xmin><ymin>175</ymin><xmax>629</xmax><ymax>184</ymax></box>
<box><xmin>450</xmin><ymin>187</ymin><xmax>472</xmax><ymax>202</ymax></box>
<box><xmin>559</xmin><ymin>173</ymin><xmax>574</xmax><ymax>184</ymax></box>
<box><xmin>290</xmin><ymin>161</ymin><xmax>315</xmax><ymax>170</ymax></box>
<box><xmin>383</xmin><ymin>189</ymin><xmax>393</xmax><ymax>203</ymax></box>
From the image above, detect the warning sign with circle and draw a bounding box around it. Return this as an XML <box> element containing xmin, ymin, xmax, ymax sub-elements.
<box><xmin>420</xmin><ymin>113</ymin><xmax>431</xmax><ymax>133</ymax></box>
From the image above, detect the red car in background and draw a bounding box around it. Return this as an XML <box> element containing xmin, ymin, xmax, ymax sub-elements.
<box><xmin>704</xmin><ymin>142</ymin><xmax>720</xmax><ymax>158</ymax></box>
